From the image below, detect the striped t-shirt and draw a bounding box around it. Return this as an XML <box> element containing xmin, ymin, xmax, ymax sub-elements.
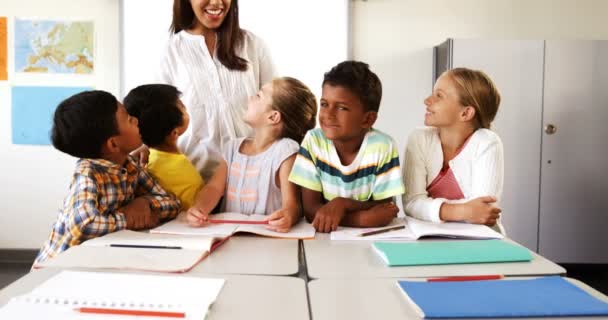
<box><xmin>288</xmin><ymin>128</ymin><xmax>405</xmax><ymax>201</ymax></box>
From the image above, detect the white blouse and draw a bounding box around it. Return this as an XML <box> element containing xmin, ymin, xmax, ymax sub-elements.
<box><xmin>402</xmin><ymin>127</ymin><xmax>505</xmax><ymax>233</ymax></box>
<box><xmin>158</xmin><ymin>30</ymin><xmax>276</xmax><ymax>181</ymax></box>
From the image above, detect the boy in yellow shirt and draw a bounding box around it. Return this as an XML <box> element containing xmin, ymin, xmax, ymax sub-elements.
<box><xmin>124</xmin><ymin>84</ymin><xmax>204</xmax><ymax>210</ymax></box>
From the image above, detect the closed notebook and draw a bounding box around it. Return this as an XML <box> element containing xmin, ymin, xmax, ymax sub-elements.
<box><xmin>35</xmin><ymin>230</ymin><xmax>227</xmax><ymax>273</ymax></box>
<box><xmin>152</xmin><ymin>212</ymin><xmax>316</xmax><ymax>239</ymax></box>
<box><xmin>0</xmin><ymin>270</ymin><xmax>225</xmax><ymax>319</ymax></box>
<box><xmin>373</xmin><ymin>239</ymin><xmax>532</xmax><ymax>266</ymax></box>
<box><xmin>397</xmin><ymin>276</ymin><xmax>608</xmax><ymax>318</ymax></box>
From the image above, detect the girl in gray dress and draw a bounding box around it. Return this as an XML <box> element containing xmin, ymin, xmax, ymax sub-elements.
<box><xmin>186</xmin><ymin>77</ymin><xmax>317</xmax><ymax>232</ymax></box>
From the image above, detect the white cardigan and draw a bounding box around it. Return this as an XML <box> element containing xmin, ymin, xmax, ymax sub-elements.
<box><xmin>158</xmin><ymin>30</ymin><xmax>276</xmax><ymax>181</ymax></box>
<box><xmin>402</xmin><ymin>127</ymin><xmax>505</xmax><ymax>233</ymax></box>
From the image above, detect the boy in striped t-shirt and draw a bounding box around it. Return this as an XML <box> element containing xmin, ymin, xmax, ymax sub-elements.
<box><xmin>288</xmin><ymin>61</ymin><xmax>405</xmax><ymax>233</ymax></box>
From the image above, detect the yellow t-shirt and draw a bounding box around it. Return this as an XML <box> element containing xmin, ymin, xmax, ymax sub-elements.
<box><xmin>147</xmin><ymin>149</ymin><xmax>204</xmax><ymax>210</ymax></box>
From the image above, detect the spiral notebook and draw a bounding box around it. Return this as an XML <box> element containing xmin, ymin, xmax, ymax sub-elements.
<box><xmin>0</xmin><ymin>270</ymin><xmax>225</xmax><ymax>319</ymax></box>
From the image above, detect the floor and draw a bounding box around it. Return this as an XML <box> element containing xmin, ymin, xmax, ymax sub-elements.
<box><xmin>0</xmin><ymin>260</ymin><xmax>607</xmax><ymax>295</ymax></box>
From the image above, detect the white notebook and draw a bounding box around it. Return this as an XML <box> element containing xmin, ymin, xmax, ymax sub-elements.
<box><xmin>36</xmin><ymin>230</ymin><xmax>226</xmax><ymax>273</ymax></box>
<box><xmin>330</xmin><ymin>216</ymin><xmax>504</xmax><ymax>241</ymax></box>
<box><xmin>0</xmin><ymin>270</ymin><xmax>225</xmax><ymax>319</ymax></box>
<box><xmin>151</xmin><ymin>212</ymin><xmax>316</xmax><ymax>239</ymax></box>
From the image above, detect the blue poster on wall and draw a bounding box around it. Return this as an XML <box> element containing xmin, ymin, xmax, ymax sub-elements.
<box><xmin>11</xmin><ymin>86</ymin><xmax>91</xmax><ymax>145</ymax></box>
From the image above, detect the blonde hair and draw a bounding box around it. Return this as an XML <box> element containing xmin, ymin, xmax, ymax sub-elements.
<box><xmin>447</xmin><ymin>68</ymin><xmax>501</xmax><ymax>129</ymax></box>
<box><xmin>271</xmin><ymin>77</ymin><xmax>317</xmax><ymax>143</ymax></box>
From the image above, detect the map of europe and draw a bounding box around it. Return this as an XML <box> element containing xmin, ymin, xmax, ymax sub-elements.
<box><xmin>15</xmin><ymin>19</ymin><xmax>93</xmax><ymax>74</ymax></box>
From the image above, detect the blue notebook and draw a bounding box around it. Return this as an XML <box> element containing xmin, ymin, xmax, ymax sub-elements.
<box><xmin>397</xmin><ymin>276</ymin><xmax>608</xmax><ymax>318</ymax></box>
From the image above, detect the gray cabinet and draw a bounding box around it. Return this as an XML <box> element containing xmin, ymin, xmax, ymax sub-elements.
<box><xmin>434</xmin><ymin>39</ymin><xmax>608</xmax><ymax>263</ymax></box>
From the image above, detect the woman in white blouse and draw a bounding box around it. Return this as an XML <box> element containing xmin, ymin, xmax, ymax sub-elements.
<box><xmin>158</xmin><ymin>0</ymin><xmax>276</xmax><ymax>181</ymax></box>
<box><xmin>402</xmin><ymin>68</ymin><xmax>505</xmax><ymax>233</ymax></box>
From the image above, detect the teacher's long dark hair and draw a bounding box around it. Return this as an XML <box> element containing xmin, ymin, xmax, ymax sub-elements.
<box><xmin>171</xmin><ymin>0</ymin><xmax>248</xmax><ymax>71</ymax></box>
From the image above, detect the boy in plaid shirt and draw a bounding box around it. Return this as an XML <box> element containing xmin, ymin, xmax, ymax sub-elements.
<box><xmin>34</xmin><ymin>91</ymin><xmax>181</xmax><ymax>265</ymax></box>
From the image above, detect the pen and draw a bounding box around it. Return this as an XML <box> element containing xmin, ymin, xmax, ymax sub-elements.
<box><xmin>109</xmin><ymin>244</ymin><xmax>182</xmax><ymax>249</ymax></box>
<box><xmin>75</xmin><ymin>307</ymin><xmax>185</xmax><ymax>318</ymax></box>
<box><xmin>209</xmin><ymin>219</ymin><xmax>269</xmax><ymax>225</ymax></box>
<box><xmin>358</xmin><ymin>225</ymin><xmax>406</xmax><ymax>237</ymax></box>
<box><xmin>427</xmin><ymin>275</ymin><xmax>504</xmax><ymax>282</ymax></box>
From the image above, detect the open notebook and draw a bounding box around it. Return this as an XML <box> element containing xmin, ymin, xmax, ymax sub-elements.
<box><xmin>330</xmin><ymin>216</ymin><xmax>503</xmax><ymax>241</ymax></box>
<box><xmin>35</xmin><ymin>230</ymin><xmax>227</xmax><ymax>273</ymax></box>
<box><xmin>0</xmin><ymin>270</ymin><xmax>225</xmax><ymax>319</ymax></box>
<box><xmin>397</xmin><ymin>277</ymin><xmax>608</xmax><ymax>318</ymax></box>
<box><xmin>151</xmin><ymin>212</ymin><xmax>316</xmax><ymax>239</ymax></box>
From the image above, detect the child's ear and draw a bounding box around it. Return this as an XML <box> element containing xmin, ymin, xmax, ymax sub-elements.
<box><xmin>461</xmin><ymin>106</ymin><xmax>476</xmax><ymax>122</ymax></box>
<box><xmin>268</xmin><ymin>110</ymin><xmax>282</xmax><ymax>125</ymax></box>
<box><xmin>362</xmin><ymin>111</ymin><xmax>378</xmax><ymax>129</ymax></box>
<box><xmin>102</xmin><ymin>136</ymin><xmax>120</xmax><ymax>154</ymax></box>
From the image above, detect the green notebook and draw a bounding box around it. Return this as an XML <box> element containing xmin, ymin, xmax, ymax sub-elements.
<box><xmin>372</xmin><ymin>239</ymin><xmax>532</xmax><ymax>266</ymax></box>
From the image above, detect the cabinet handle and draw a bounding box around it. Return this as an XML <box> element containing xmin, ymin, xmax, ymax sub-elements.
<box><xmin>544</xmin><ymin>124</ymin><xmax>557</xmax><ymax>135</ymax></box>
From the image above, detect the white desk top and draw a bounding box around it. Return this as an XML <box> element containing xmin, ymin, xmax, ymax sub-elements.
<box><xmin>189</xmin><ymin>235</ymin><xmax>299</xmax><ymax>275</ymax></box>
<box><xmin>0</xmin><ymin>268</ymin><xmax>309</xmax><ymax>320</ymax></box>
<box><xmin>303</xmin><ymin>233</ymin><xmax>566</xmax><ymax>278</ymax></box>
<box><xmin>308</xmin><ymin>277</ymin><xmax>608</xmax><ymax>320</ymax></box>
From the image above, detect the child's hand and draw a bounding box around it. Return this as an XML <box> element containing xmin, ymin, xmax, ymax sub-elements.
<box><xmin>265</xmin><ymin>208</ymin><xmax>298</xmax><ymax>233</ymax></box>
<box><xmin>121</xmin><ymin>197</ymin><xmax>159</xmax><ymax>230</ymax></box>
<box><xmin>463</xmin><ymin>196</ymin><xmax>502</xmax><ymax>226</ymax></box>
<box><xmin>312</xmin><ymin>198</ymin><xmax>347</xmax><ymax>233</ymax></box>
<box><xmin>130</xmin><ymin>144</ymin><xmax>150</xmax><ymax>167</ymax></box>
<box><xmin>186</xmin><ymin>206</ymin><xmax>210</xmax><ymax>227</ymax></box>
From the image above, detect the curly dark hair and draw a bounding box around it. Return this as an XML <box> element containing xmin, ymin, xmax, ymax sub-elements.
<box><xmin>123</xmin><ymin>84</ymin><xmax>183</xmax><ymax>147</ymax></box>
<box><xmin>51</xmin><ymin>90</ymin><xmax>119</xmax><ymax>158</ymax></box>
<box><xmin>322</xmin><ymin>60</ymin><xmax>382</xmax><ymax>112</ymax></box>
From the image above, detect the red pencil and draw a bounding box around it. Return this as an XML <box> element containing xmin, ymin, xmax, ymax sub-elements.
<box><xmin>427</xmin><ymin>274</ymin><xmax>504</xmax><ymax>282</ymax></box>
<box><xmin>75</xmin><ymin>307</ymin><xmax>185</xmax><ymax>318</ymax></box>
<box><xmin>209</xmin><ymin>219</ymin><xmax>268</xmax><ymax>225</ymax></box>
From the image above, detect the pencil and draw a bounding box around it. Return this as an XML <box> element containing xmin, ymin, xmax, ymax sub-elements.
<box><xmin>358</xmin><ymin>225</ymin><xmax>406</xmax><ymax>237</ymax></box>
<box><xmin>75</xmin><ymin>307</ymin><xmax>186</xmax><ymax>318</ymax></box>
<box><xmin>209</xmin><ymin>219</ymin><xmax>269</xmax><ymax>225</ymax></box>
<box><xmin>427</xmin><ymin>274</ymin><xmax>504</xmax><ymax>282</ymax></box>
<box><xmin>109</xmin><ymin>244</ymin><xmax>182</xmax><ymax>249</ymax></box>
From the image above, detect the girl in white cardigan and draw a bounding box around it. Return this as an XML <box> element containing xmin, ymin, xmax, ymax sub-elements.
<box><xmin>402</xmin><ymin>68</ymin><xmax>505</xmax><ymax>233</ymax></box>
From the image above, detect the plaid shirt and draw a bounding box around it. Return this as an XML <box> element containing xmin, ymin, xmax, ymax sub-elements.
<box><xmin>34</xmin><ymin>156</ymin><xmax>181</xmax><ymax>265</ymax></box>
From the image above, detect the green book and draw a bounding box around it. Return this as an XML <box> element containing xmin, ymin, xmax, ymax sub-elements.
<box><xmin>372</xmin><ymin>239</ymin><xmax>532</xmax><ymax>266</ymax></box>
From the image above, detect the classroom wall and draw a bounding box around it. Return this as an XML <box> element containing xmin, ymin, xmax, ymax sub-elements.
<box><xmin>351</xmin><ymin>0</ymin><xmax>608</xmax><ymax>244</ymax></box>
<box><xmin>0</xmin><ymin>0</ymin><xmax>119</xmax><ymax>248</ymax></box>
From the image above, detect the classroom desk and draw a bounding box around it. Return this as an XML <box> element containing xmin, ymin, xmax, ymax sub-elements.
<box><xmin>189</xmin><ymin>235</ymin><xmax>300</xmax><ymax>276</ymax></box>
<box><xmin>308</xmin><ymin>277</ymin><xmax>608</xmax><ymax>320</ymax></box>
<box><xmin>303</xmin><ymin>233</ymin><xmax>566</xmax><ymax>279</ymax></box>
<box><xmin>0</xmin><ymin>268</ymin><xmax>309</xmax><ymax>320</ymax></box>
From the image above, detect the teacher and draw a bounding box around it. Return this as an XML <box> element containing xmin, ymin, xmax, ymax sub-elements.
<box><xmin>159</xmin><ymin>0</ymin><xmax>276</xmax><ymax>181</ymax></box>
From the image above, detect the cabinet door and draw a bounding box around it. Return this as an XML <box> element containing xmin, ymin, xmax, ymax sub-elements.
<box><xmin>451</xmin><ymin>40</ymin><xmax>544</xmax><ymax>251</ymax></box>
<box><xmin>539</xmin><ymin>40</ymin><xmax>608</xmax><ymax>263</ymax></box>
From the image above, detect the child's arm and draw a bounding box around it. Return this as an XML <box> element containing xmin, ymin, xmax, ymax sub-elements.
<box><xmin>265</xmin><ymin>155</ymin><xmax>301</xmax><ymax>232</ymax></box>
<box><xmin>67</xmin><ymin>173</ymin><xmax>128</xmax><ymax>241</ymax></box>
<box><xmin>187</xmin><ymin>159</ymin><xmax>228</xmax><ymax>227</ymax></box>
<box><xmin>306</xmin><ymin>193</ymin><xmax>397</xmax><ymax>233</ymax></box>
<box><xmin>134</xmin><ymin>163</ymin><xmax>181</xmax><ymax>222</ymax></box>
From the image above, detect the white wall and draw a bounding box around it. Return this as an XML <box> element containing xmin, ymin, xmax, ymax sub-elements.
<box><xmin>0</xmin><ymin>0</ymin><xmax>119</xmax><ymax>248</ymax></box>
<box><xmin>351</xmin><ymin>0</ymin><xmax>608</xmax><ymax>246</ymax></box>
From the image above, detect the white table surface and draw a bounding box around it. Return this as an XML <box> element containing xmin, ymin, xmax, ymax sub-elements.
<box><xmin>308</xmin><ymin>277</ymin><xmax>608</xmax><ymax>320</ymax></box>
<box><xmin>189</xmin><ymin>235</ymin><xmax>300</xmax><ymax>275</ymax></box>
<box><xmin>303</xmin><ymin>233</ymin><xmax>566</xmax><ymax>278</ymax></box>
<box><xmin>0</xmin><ymin>268</ymin><xmax>309</xmax><ymax>320</ymax></box>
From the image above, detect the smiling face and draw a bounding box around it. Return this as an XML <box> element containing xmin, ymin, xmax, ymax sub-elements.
<box><xmin>423</xmin><ymin>73</ymin><xmax>469</xmax><ymax>128</ymax></box>
<box><xmin>190</xmin><ymin>0</ymin><xmax>232</xmax><ymax>32</ymax></box>
<box><xmin>319</xmin><ymin>84</ymin><xmax>375</xmax><ymax>142</ymax></box>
